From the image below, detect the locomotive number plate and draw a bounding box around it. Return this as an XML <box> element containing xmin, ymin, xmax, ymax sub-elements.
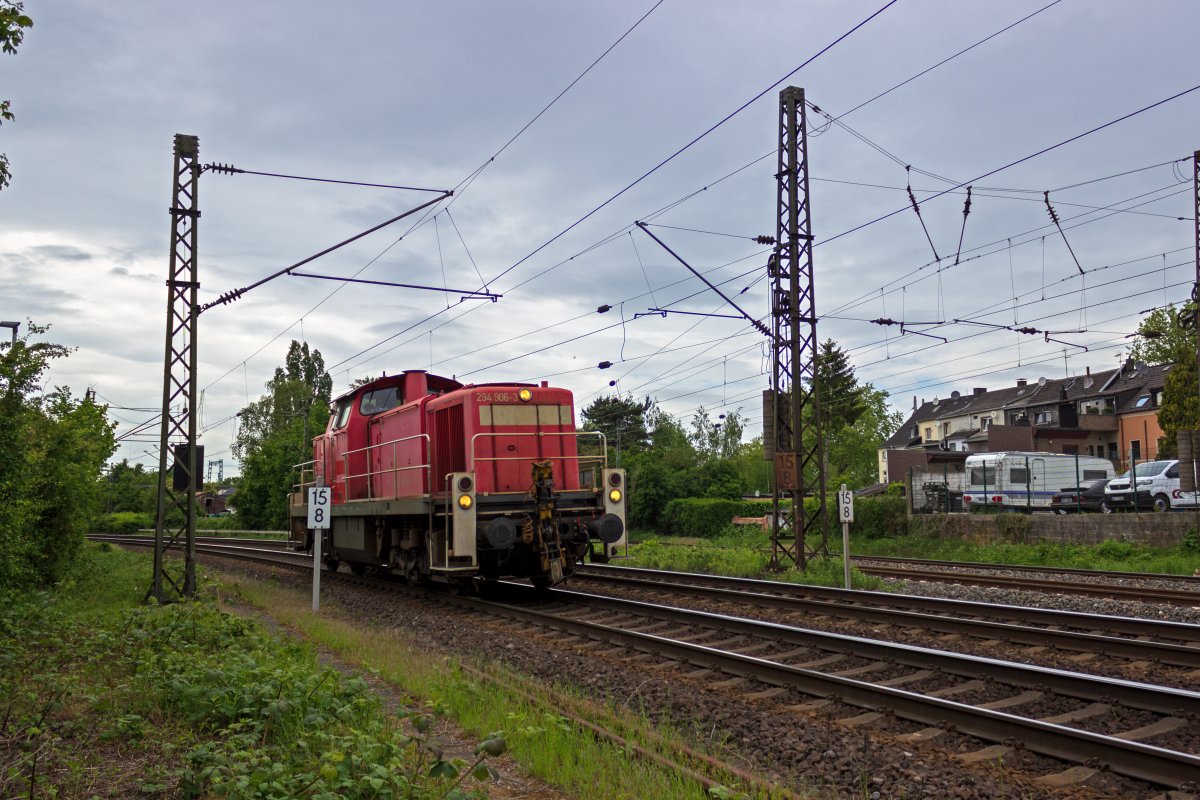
<box><xmin>476</xmin><ymin>391</ymin><xmax>516</xmax><ymax>403</ymax></box>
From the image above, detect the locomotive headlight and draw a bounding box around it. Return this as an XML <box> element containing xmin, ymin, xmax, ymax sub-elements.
<box><xmin>518</xmin><ymin>388</ymin><xmax>533</xmax><ymax>402</ymax></box>
<box><xmin>608</xmin><ymin>489</ymin><xmax>622</xmax><ymax>504</ymax></box>
<box><xmin>458</xmin><ymin>495</ymin><xmax>473</xmax><ymax>510</ymax></box>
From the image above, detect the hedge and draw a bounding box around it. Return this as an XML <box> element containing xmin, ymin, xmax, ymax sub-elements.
<box><xmin>94</xmin><ymin>512</ymin><xmax>153</xmax><ymax>534</ymax></box>
<box><xmin>659</xmin><ymin>495</ymin><xmax>908</xmax><ymax>539</ymax></box>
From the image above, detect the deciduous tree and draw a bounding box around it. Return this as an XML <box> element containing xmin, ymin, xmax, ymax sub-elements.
<box><xmin>233</xmin><ymin>342</ymin><xmax>332</xmax><ymax>529</ymax></box>
<box><xmin>0</xmin><ymin>1</ymin><xmax>33</xmax><ymax>190</ymax></box>
<box><xmin>0</xmin><ymin>323</ymin><xmax>115</xmax><ymax>587</ymax></box>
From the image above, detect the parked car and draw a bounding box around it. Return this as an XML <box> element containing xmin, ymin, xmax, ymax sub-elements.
<box><xmin>1049</xmin><ymin>479</ymin><xmax>1110</xmax><ymax>514</ymax></box>
<box><xmin>1102</xmin><ymin>459</ymin><xmax>1179</xmax><ymax>512</ymax></box>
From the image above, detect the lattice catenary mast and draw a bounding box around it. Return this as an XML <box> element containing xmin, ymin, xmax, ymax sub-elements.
<box><xmin>149</xmin><ymin>133</ymin><xmax>201</xmax><ymax>602</ymax></box>
<box><xmin>764</xmin><ymin>87</ymin><xmax>828</xmax><ymax>570</ymax></box>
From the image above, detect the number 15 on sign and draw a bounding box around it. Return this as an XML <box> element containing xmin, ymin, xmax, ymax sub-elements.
<box><xmin>837</xmin><ymin>483</ymin><xmax>853</xmax><ymax>591</ymax></box>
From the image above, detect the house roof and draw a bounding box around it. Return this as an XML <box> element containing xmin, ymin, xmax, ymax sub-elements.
<box><xmin>881</xmin><ymin>359</ymin><xmax>1173</xmax><ymax>450</ymax></box>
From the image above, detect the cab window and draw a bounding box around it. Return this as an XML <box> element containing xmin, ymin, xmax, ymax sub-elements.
<box><xmin>332</xmin><ymin>399</ymin><xmax>353</xmax><ymax>429</ymax></box>
<box><xmin>359</xmin><ymin>386</ymin><xmax>402</xmax><ymax>416</ymax></box>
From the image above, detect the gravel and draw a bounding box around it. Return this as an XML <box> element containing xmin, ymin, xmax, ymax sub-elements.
<box><xmin>202</xmin><ymin>553</ymin><xmax>1189</xmax><ymax>799</ymax></box>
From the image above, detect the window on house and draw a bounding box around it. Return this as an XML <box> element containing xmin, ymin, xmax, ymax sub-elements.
<box><xmin>980</xmin><ymin>417</ymin><xmax>991</xmax><ymax>430</ymax></box>
<box><xmin>1063</xmin><ymin>444</ymin><xmax>1078</xmax><ymax>454</ymax></box>
<box><xmin>1130</xmin><ymin>440</ymin><xmax>1141</xmax><ymax>461</ymax></box>
<box><xmin>1134</xmin><ymin>395</ymin><xmax>1150</xmax><ymax>408</ymax></box>
<box><xmin>1034</xmin><ymin>410</ymin><xmax>1052</xmax><ymax>424</ymax></box>
<box><xmin>924</xmin><ymin>427</ymin><xmax>932</xmax><ymax>440</ymax></box>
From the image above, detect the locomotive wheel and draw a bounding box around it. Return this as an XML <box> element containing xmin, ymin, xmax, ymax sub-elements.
<box><xmin>529</xmin><ymin>575</ymin><xmax>552</xmax><ymax>591</ymax></box>
<box><xmin>349</xmin><ymin>563</ymin><xmax>368</xmax><ymax>576</ymax></box>
<box><xmin>323</xmin><ymin>557</ymin><xmax>340</xmax><ymax>572</ymax></box>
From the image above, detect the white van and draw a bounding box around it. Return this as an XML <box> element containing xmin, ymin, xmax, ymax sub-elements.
<box><xmin>963</xmin><ymin>452</ymin><xmax>1116</xmax><ymax>512</ymax></box>
<box><xmin>1103</xmin><ymin>460</ymin><xmax>1179</xmax><ymax>512</ymax></box>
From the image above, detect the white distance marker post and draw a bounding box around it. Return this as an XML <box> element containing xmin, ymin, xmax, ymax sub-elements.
<box><xmin>837</xmin><ymin>483</ymin><xmax>854</xmax><ymax>590</ymax></box>
<box><xmin>308</xmin><ymin>485</ymin><xmax>331</xmax><ymax>612</ymax></box>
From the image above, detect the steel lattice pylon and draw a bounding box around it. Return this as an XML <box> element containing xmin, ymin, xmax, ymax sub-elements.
<box><xmin>768</xmin><ymin>87</ymin><xmax>828</xmax><ymax>570</ymax></box>
<box><xmin>150</xmin><ymin>134</ymin><xmax>201</xmax><ymax>602</ymax></box>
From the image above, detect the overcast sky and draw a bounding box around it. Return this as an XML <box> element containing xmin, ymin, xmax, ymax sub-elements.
<box><xmin>3</xmin><ymin>1</ymin><xmax>1198</xmax><ymax>475</ymax></box>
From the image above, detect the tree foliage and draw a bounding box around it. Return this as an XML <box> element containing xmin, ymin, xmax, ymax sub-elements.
<box><xmin>100</xmin><ymin>459</ymin><xmax>157</xmax><ymax>514</ymax></box>
<box><xmin>1137</xmin><ymin>304</ymin><xmax>1198</xmax><ymax>452</ymax></box>
<box><xmin>620</xmin><ymin>340</ymin><xmax>898</xmax><ymax>529</ymax></box>
<box><xmin>0</xmin><ymin>1</ymin><xmax>33</xmax><ymax>191</ymax></box>
<box><xmin>0</xmin><ymin>322</ymin><xmax>115</xmax><ymax>588</ymax></box>
<box><xmin>233</xmin><ymin>342</ymin><xmax>332</xmax><ymax>529</ymax></box>
<box><xmin>579</xmin><ymin>394</ymin><xmax>651</xmax><ymax>461</ymax></box>
<box><xmin>1128</xmin><ymin>303</ymin><xmax>1195</xmax><ymax>366</ymax></box>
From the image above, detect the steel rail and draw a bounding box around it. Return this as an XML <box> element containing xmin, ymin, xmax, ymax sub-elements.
<box><xmin>566</xmin><ymin>569</ymin><xmax>1200</xmax><ymax>668</ymax></box>
<box><xmin>856</xmin><ymin>564</ymin><xmax>1200</xmax><ymax>604</ymax></box>
<box><xmin>540</xmin><ymin>587</ymin><xmax>1200</xmax><ymax>717</ymax></box>
<box><xmin>575</xmin><ymin>564</ymin><xmax>1200</xmax><ymax>643</ymax></box>
<box><xmin>98</xmin><ymin>534</ymin><xmax>1200</xmax><ymax>788</ymax></box>
<box><xmin>853</xmin><ymin>554</ymin><xmax>1200</xmax><ymax>586</ymax></box>
<box><xmin>93</xmin><ymin>535</ymin><xmax>791</xmax><ymax>797</ymax></box>
<box><xmin>487</xmin><ymin>588</ymin><xmax>1200</xmax><ymax>789</ymax></box>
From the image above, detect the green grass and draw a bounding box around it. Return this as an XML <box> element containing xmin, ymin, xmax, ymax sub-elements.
<box><xmin>623</xmin><ymin>527</ymin><xmax>888</xmax><ymax>591</ymax></box>
<box><xmin>223</xmin><ymin>576</ymin><xmax>779</xmax><ymax>799</ymax></box>
<box><xmin>0</xmin><ymin>544</ymin><xmax>505</xmax><ymax>800</ymax></box>
<box><xmin>849</xmin><ymin>533</ymin><xmax>1200</xmax><ymax>575</ymax></box>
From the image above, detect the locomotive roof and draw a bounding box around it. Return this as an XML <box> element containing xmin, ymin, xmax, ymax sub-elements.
<box><xmin>331</xmin><ymin>370</ymin><xmax>463</xmax><ymax>403</ymax></box>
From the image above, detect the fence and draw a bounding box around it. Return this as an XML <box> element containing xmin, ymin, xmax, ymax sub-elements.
<box><xmin>908</xmin><ymin>466</ymin><xmax>969</xmax><ymax>514</ymax></box>
<box><xmin>908</xmin><ymin>453</ymin><xmax>1142</xmax><ymax>514</ymax></box>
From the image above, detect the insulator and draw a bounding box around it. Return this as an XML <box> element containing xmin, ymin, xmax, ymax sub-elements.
<box><xmin>597</xmin><ymin>361</ymin><xmax>612</xmax><ymax>369</ymax></box>
<box><xmin>755</xmin><ymin>235</ymin><xmax>776</xmax><ymax>245</ymax></box>
<box><xmin>597</xmin><ymin>304</ymin><xmax>612</xmax><ymax>314</ymax></box>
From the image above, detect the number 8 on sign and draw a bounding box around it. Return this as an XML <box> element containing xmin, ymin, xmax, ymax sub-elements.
<box><xmin>308</xmin><ymin>487</ymin><xmax>331</xmax><ymax>529</ymax></box>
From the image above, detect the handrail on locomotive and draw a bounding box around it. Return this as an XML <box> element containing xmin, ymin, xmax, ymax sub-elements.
<box><xmin>291</xmin><ymin>430</ymin><xmax>609</xmax><ymax>500</ymax></box>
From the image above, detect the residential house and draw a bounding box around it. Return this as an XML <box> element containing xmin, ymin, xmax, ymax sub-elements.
<box><xmin>878</xmin><ymin>360</ymin><xmax>1173</xmax><ymax>482</ymax></box>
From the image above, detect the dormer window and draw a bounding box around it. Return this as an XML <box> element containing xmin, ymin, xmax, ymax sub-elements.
<box><xmin>1134</xmin><ymin>395</ymin><xmax>1151</xmax><ymax>408</ymax></box>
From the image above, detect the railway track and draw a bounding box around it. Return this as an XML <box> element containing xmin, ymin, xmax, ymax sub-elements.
<box><xmin>571</xmin><ymin>564</ymin><xmax>1200</xmax><ymax>670</ymax></box>
<box><xmin>849</xmin><ymin>556</ymin><xmax>1200</xmax><ymax>605</ymax></box>
<box><xmin>88</xmin><ymin>535</ymin><xmax>790</xmax><ymax>797</ymax></box>
<box><xmin>92</xmin><ymin>534</ymin><xmax>1200</xmax><ymax>791</ymax></box>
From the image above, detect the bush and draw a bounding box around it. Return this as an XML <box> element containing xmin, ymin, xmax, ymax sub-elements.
<box><xmin>661</xmin><ymin>498</ymin><xmax>780</xmax><ymax>538</ymax></box>
<box><xmin>94</xmin><ymin>512</ymin><xmax>153</xmax><ymax>534</ymax></box>
<box><xmin>852</xmin><ymin>496</ymin><xmax>908</xmax><ymax>539</ymax></box>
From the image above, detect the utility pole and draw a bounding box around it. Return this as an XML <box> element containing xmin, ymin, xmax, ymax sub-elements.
<box><xmin>766</xmin><ymin>87</ymin><xmax>828</xmax><ymax>570</ymax></box>
<box><xmin>149</xmin><ymin>133</ymin><xmax>201</xmax><ymax>602</ymax></box>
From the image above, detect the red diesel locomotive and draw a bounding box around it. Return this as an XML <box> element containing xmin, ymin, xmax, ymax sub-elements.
<box><xmin>289</xmin><ymin>370</ymin><xmax>626</xmax><ymax>587</ymax></box>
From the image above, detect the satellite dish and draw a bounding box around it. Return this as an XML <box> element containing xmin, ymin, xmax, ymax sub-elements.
<box><xmin>951</xmin><ymin>390</ymin><xmax>961</xmax><ymax>399</ymax></box>
<box><xmin>1037</xmin><ymin>376</ymin><xmax>1047</xmax><ymax>387</ymax></box>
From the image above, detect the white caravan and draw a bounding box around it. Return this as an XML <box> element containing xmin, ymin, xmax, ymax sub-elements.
<box><xmin>962</xmin><ymin>452</ymin><xmax>1116</xmax><ymax>512</ymax></box>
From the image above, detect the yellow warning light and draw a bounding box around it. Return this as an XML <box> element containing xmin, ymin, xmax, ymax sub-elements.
<box><xmin>518</xmin><ymin>388</ymin><xmax>533</xmax><ymax>402</ymax></box>
<box><xmin>458</xmin><ymin>495</ymin><xmax>473</xmax><ymax>510</ymax></box>
<box><xmin>608</xmin><ymin>489</ymin><xmax>622</xmax><ymax>504</ymax></box>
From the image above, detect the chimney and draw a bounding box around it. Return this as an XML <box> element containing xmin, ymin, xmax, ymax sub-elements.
<box><xmin>1085</xmin><ymin>366</ymin><xmax>1090</xmax><ymax>376</ymax></box>
<box><xmin>1016</xmin><ymin>379</ymin><xmax>1027</xmax><ymax>388</ymax></box>
<box><xmin>973</xmin><ymin>387</ymin><xmax>986</xmax><ymax>396</ymax></box>
<box><xmin>912</xmin><ymin>396</ymin><xmax>917</xmax><ymax>410</ymax></box>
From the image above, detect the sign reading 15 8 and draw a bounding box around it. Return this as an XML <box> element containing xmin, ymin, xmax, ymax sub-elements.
<box><xmin>837</xmin><ymin>488</ymin><xmax>854</xmax><ymax>523</ymax></box>
<box><xmin>308</xmin><ymin>487</ymin><xmax>331</xmax><ymax>529</ymax></box>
